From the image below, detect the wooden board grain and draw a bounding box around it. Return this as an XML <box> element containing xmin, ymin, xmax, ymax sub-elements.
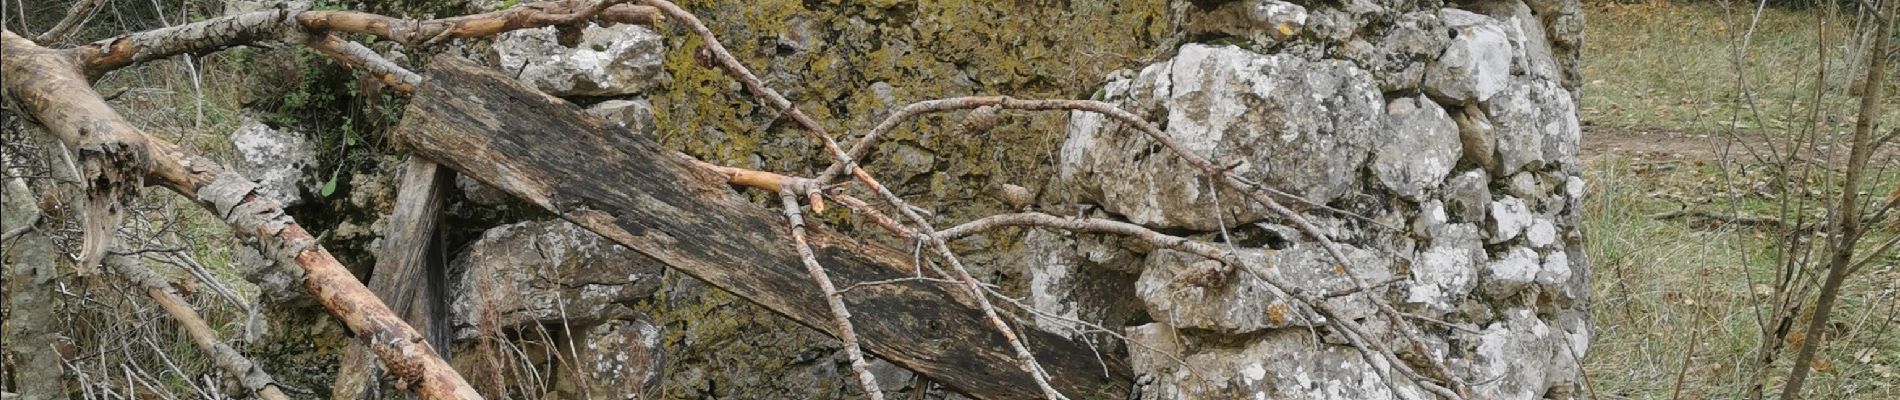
<box><xmin>392</xmin><ymin>56</ymin><xmax>1129</xmax><ymax>400</ymax></box>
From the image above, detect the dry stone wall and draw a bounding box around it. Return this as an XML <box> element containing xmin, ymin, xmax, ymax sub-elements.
<box><xmin>197</xmin><ymin>0</ymin><xmax>1589</xmax><ymax>398</ymax></box>
<box><xmin>1041</xmin><ymin>1</ymin><xmax>1591</xmax><ymax>398</ymax></box>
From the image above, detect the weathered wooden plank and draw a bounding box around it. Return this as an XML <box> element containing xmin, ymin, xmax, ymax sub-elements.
<box><xmin>334</xmin><ymin>155</ymin><xmax>455</xmax><ymax>399</ymax></box>
<box><xmin>370</xmin><ymin>156</ymin><xmax>453</xmax><ymax>347</ymax></box>
<box><xmin>392</xmin><ymin>56</ymin><xmax>1130</xmax><ymax>400</ymax></box>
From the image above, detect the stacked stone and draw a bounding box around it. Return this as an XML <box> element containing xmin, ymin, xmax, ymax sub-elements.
<box><xmin>443</xmin><ymin>14</ymin><xmax>675</xmax><ymax>399</ymax></box>
<box><xmin>1036</xmin><ymin>1</ymin><xmax>1591</xmax><ymax>398</ymax></box>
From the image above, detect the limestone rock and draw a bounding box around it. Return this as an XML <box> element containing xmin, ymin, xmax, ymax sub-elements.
<box><xmin>1480</xmin><ymin>246</ymin><xmax>1539</xmax><ymax>298</ymax></box>
<box><xmin>1485</xmin><ymin>77</ymin><xmax>1581</xmax><ymax>175</ymax></box>
<box><xmin>1178</xmin><ymin>1</ymin><xmax>1310</xmax><ymax>48</ymax></box>
<box><xmin>450</xmin><ymin>220</ymin><xmax>665</xmax><ymax>339</ymax></box>
<box><xmin>231</xmin><ymin>121</ymin><xmax>314</xmax><ymax>206</ymax></box>
<box><xmin>1136</xmin><ymin>244</ymin><xmax>1391</xmax><ymax>335</ymax></box>
<box><xmin>1364</xmin><ymin>11</ymin><xmax>1449</xmax><ymax>91</ymax></box>
<box><xmin>233</xmin><ymin>244</ymin><xmax>306</xmax><ymax>302</ymax></box>
<box><xmin>1488</xmin><ymin>196</ymin><xmax>1533</xmax><ymax>243</ymax></box>
<box><xmin>1453</xmin><ymin>102</ymin><xmax>1501</xmax><ymax>172</ymax></box>
<box><xmin>1127</xmin><ymin>323</ymin><xmax>1431</xmax><ymax>399</ymax></box>
<box><xmin>1017</xmin><ymin>229</ymin><xmax>1142</xmax><ymax>338</ymax></box>
<box><xmin>1424</xmin><ymin>9</ymin><xmax>1513</xmax><ymax>104</ymax></box>
<box><xmin>455</xmin><ymin>174</ymin><xmax>513</xmax><ymax>207</ymax></box>
<box><xmin>1501</xmin><ymin>0</ymin><xmax>1563</xmax><ymax>81</ymax></box>
<box><xmin>493</xmin><ymin>23</ymin><xmax>666</xmax><ymax>97</ymax></box>
<box><xmin>554</xmin><ymin>317</ymin><xmax>665</xmax><ymax>400</ymax></box>
<box><xmin>1062</xmin><ymin>43</ymin><xmax>1382</xmax><ymax>230</ymax></box>
<box><xmin>587</xmin><ymin>98</ymin><xmax>658</xmax><ymax>136</ymax></box>
<box><xmin>1445</xmin><ymin>168</ymin><xmax>1492</xmax><ymax>223</ymax></box>
<box><xmin>1372</xmin><ymin>96</ymin><xmax>1461</xmax><ymax>200</ymax></box>
<box><xmin>1406</xmin><ymin>222</ymin><xmax>1485</xmax><ymax>314</ymax></box>
<box><xmin>1466</xmin><ymin>309</ymin><xmax>1584</xmax><ymax>400</ymax></box>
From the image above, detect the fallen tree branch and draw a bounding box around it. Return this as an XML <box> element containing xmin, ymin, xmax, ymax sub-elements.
<box><xmin>70</xmin><ymin>0</ymin><xmax>658</xmax><ymax>79</ymax></box>
<box><xmin>1652</xmin><ymin>208</ymin><xmax>1790</xmax><ymax>229</ymax></box>
<box><xmin>937</xmin><ymin>212</ymin><xmax>1240</xmax><ymax>267</ymax></box>
<box><xmin>294</xmin><ymin>0</ymin><xmax>657</xmax><ymax>47</ymax></box>
<box><xmin>31</xmin><ymin>0</ymin><xmax>103</xmax><ymax>44</ymax></box>
<box><xmin>2</xmin><ymin>29</ymin><xmax>481</xmax><ymax>400</ymax></box>
<box><xmin>780</xmin><ymin>190</ymin><xmax>886</xmax><ymax>400</ymax></box>
<box><xmin>102</xmin><ymin>252</ymin><xmax>289</xmax><ymax>400</ymax></box>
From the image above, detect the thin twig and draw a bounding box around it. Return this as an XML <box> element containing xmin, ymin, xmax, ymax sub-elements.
<box><xmin>102</xmin><ymin>252</ymin><xmax>288</xmax><ymax>400</ymax></box>
<box><xmin>816</xmin><ymin>95</ymin><xmax>1469</xmax><ymax>398</ymax></box>
<box><xmin>31</xmin><ymin>0</ymin><xmax>102</xmax><ymax>44</ymax></box>
<box><xmin>780</xmin><ymin>189</ymin><xmax>885</xmax><ymax>400</ymax></box>
<box><xmin>643</xmin><ymin>2</ymin><xmax>1071</xmax><ymax>397</ymax></box>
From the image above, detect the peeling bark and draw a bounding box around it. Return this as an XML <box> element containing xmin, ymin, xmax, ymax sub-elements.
<box><xmin>3</xmin><ymin>30</ymin><xmax>148</xmax><ymax>275</ymax></box>
<box><xmin>3</xmin><ymin>29</ymin><xmax>481</xmax><ymax>400</ymax></box>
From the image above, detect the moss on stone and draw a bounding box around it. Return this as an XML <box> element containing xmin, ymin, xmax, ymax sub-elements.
<box><xmin>637</xmin><ymin>1</ymin><xmax>1172</xmax><ymax>397</ymax></box>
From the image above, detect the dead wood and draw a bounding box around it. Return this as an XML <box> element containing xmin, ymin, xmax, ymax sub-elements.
<box><xmin>2</xmin><ymin>29</ymin><xmax>481</xmax><ymax>400</ymax></box>
<box><xmin>392</xmin><ymin>56</ymin><xmax>1131</xmax><ymax>400</ymax></box>
<box><xmin>103</xmin><ymin>253</ymin><xmax>290</xmax><ymax>400</ymax></box>
<box><xmin>334</xmin><ymin>156</ymin><xmax>456</xmax><ymax>399</ymax></box>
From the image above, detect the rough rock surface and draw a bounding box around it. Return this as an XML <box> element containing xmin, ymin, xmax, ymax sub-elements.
<box><xmin>493</xmin><ymin>23</ymin><xmax>666</xmax><ymax>97</ymax></box>
<box><xmin>1424</xmin><ymin>9</ymin><xmax>1515</xmax><ymax>104</ymax></box>
<box><xmin>1373</xmin><ymin>96</ymin><xmax>1463</xmax><ymax>200</ymax></box>
<box><xmin>1062</xmin><ymin>43</ymin><xmax>1383</xmax><ymax>230</ymax></box>
<box><xmin>1046</xmin><ymin>1</ymin><xmax>1591</xmax><ymax>399</ymax></box>
<box><xmin>552</xmin><ymin>317</ymin><xmax>666</xmax><ymax>399</ymax></box>
<box><xmin>246</xmin><ymin>0</ymin><xmax>1591</xmax><ymax>398</ymax></box>
<box><xmin>231</xmin><ymin>120</ymin><xmax>314</xmax><ymax>206</ymax></box>
<box><xmin>448</xmin><ymin>219</ymin><xmax>665</xmax><ymax>338</ymax></box>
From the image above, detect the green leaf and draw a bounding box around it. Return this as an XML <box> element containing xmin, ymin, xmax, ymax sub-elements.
<box><xmin>321</xmin><ymin>174</ymin><xmax>339</xmax><ymax>197</ymax></box>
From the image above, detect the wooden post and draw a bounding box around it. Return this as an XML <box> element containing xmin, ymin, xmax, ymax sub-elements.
<box><xmin>334</xmin><ymin>156</ymin><xmax>456</xmax><ymax>399</ymax></box>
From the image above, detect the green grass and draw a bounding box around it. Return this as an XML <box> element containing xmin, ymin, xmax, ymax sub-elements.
<box><xmin>1581</xmin><ymin>156</ymin><xmax>1899</xmax><ymax>399</ymax></box>
<box><xmin>1579</xmin><ymin>2</ymin><xmax>1900</xmax><ymax>398</ymax></box>
<box><xmin>1582</xmin><ymin>1</ymin><xmax>1898</xmax><ymax>133</ymax></box>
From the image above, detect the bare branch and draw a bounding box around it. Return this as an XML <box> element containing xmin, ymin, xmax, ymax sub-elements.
<box><xmin>304</xmin><ymin>33</ymin><xmax>422</xmax><ymax>92</ymax></box>
<box><xmin>102</xmin><ymin>252</ymin><xmax>289</xmax><ymax>400</ymax></box>
<box><xmin>640</xmin><ymin>2</ymin><xmax>1073</xmax><ymax>397</ymax></box>
<box><xmin>294</xmin><ymin>1</ymin><xmax>658</xmax><ymax>46</ymax></box>
<box><xmin>69</xmin><ymin>1</ymin><xmax>658</xmax><ymax>78</ymax></box>
<box><xmin>3</xmin><ymin>29</ymin><xmax>481</xmax><ymax>400</ymax></box>
<box><xmin>1781</xmin><ymin>1</ymin><xmax>1898</xmax><ymax>395</ymax></box>
<box><xmin>31</xmin><ymin>0</ymin><xmax>101</xmax><ymax>44</ymax></box>
<box><xmin>936</xmin><ymin>212</ymin><xmax>1240</xmax><ymax>268</ymax></box>
<box><xmin>780</xmin><ymin>190</ymin><xmax>886</xmax><ymax>400</ymax></box>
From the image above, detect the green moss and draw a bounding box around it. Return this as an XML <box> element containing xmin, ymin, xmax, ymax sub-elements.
<box><xmin>639</xmin><ymin>1</ymin><xmax>1171</xmax><ymax>396</ymax></box>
